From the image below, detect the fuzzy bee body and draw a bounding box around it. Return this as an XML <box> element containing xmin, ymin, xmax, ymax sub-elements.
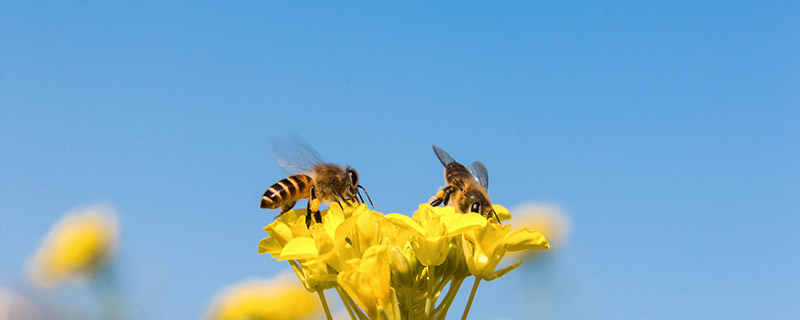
<box><xmin>443</xmin><ymin>162</ymin><xmax>473</xmax><ymax>191</ymax></box>
<box><xmin>429</xmin><ymin>145</ymin><xmax>499</xmax><ymax>222</ymax></box>
<box><xmin>260</xmin><ymin>136</ymin><xmax>372</xmax><ymax>225</ymax></box>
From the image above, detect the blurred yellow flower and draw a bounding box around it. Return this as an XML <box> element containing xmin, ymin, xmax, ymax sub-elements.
<box><xmin>509</xmin><ymin>203</ymin><xmax>570</xmax><ymax>255</ymax></box>
<box><xmin>206</xmin><ymin>275</ymin><xmax>319</xmax><ymax>320</ymax></box>
<box><xmin>28</xmin><ymin>206</ymin><xmax>118</xmax><ymax>287</ymax></box>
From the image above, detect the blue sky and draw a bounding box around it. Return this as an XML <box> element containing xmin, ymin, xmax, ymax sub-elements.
<box><xmin>1</xmin><ymin>1</ymin><xmax>798</xmax><ymax>319</ymax></box>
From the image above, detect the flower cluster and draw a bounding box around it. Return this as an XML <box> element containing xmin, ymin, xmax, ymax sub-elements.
<box><xmin>258</xmin><ymin>202</ymin><xmax>549</xmax><ymax>320</ymax></box>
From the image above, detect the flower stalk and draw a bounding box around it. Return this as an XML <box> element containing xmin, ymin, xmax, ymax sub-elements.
<box><xmin>425</xmin><ymin>265</ymin><xmax>435</xmax><ymax>317</ymax></box>
<box><xmin>317</xmin><ymin>289</ymin><xmax>333</xmax><ymax>320</ymax></box>
<box><xmin>460</xmin><ymin>278</ymin><xmax>481</xmax><ymax>320</ymax></box>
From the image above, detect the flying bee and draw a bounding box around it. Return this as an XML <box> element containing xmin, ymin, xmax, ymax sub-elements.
<box><xmin>428</xmin><ymin>145</ymin><xmax>500</xmax><ymax>223</ymax></box>
<box><xmin>260</xmin><ymin>136</ymin><xmax>373</xmax><ymax>225</ymax></box>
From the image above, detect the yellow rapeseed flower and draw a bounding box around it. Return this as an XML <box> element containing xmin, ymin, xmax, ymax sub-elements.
<box><xmin>28</xmin><ymin>206</ymin><xmax>118</xmax><ymax>287</ymax></box>
<box><xmin>258</xmin><ymin>201</ymin><xmax>551</xmax><ymax>320</ymax></box>
<box><xmin>385</xmin><ymin>204</ymin><xmax>486</xmax><ymax>266</ymax></box>
<box><xmin>462</xmin><ymin>221</ymin><xmax>549</xmax><ymax>279</ymax></box>
<box><xmin>206</xmin><ymin>275</ymin><xmax>319</xmax><ymax>320</ymax></box>
<box><xmin>337</xmin><ymin>244</ymin><xmax>394</xmax><ymax>318</ymax></box>
<box><xmin>259</xmin><ymin>203</ymin><xmax>377</xmax><ymax>291</ymax></box>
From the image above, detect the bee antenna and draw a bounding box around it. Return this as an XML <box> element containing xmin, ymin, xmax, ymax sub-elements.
<box><xmin>357</xmin><ymin>185</ymin><xmax>374</xmax><ymax>209</ymax></box>
<box><xmin>491</xmin><ymin>209</ymin><xmax>502</xmax><ymax>225</ymax></box>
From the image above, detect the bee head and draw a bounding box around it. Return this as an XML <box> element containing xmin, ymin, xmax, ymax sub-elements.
<box><xmin>345</xmin><ymin>167</ymin><xmax>359</xmax><ymax>188</ymax></box>
<box><xmin>344</xmin><ymin>167</ymin><xmax>374</xmax><ymax>209</ymax></box>
<box><xmin>464</xmin><ymin>188</ymin><xmax>495</xmax><ymax>220</ymax></box>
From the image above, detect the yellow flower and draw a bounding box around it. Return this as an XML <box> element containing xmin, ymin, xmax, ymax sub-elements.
<box><xmin>385</xmin><ymin>204</ymin><xmax>486</xmax><ymax>266</ymax></box>
<box><xmin>28</xmin><ymin>206</ymin><xmax>118</xmax><ymax>287</ymax></box>
<box><xmin>206</xmin><ymin>275</ymin><xmax>319</xmax><ymax>320</ymax></box>
<box><xmin>257</xmin><ymin>201</ymin><xmax>550</xmax><ymax>320</ymax></box>
<box><xmin>258</xmin><ymin>208</ymin><xmax>309</xmax><ymax>259</ymax></box>
<box><xmin>337</xmin><ymin>245</ymin><xmax>393</xmax><ymax>318</ymax></box>
<box><xmin>258</xmin><ymin>203</ymin><xmax>376</xmax><ymax>291</ymax></box>
<box><xmin>462</xmin><ymin>221</ymin><xmax>549</xmax><ymax>279</ymax></box>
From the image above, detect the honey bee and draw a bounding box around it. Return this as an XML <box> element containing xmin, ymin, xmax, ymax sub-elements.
<box><xmin>428</xmin><ymin>145</ymin><xmax>500</xmax><ymax>223</ymax></box>
<box><xmin>260</xmin><ymin>136</ymin><xmax>372</xmax><ymax>225</ymax></box>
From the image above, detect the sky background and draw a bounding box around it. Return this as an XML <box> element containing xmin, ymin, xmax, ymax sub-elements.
<box><xmin>2</xmin><ymin>1</ymin><xmax>799</xmax><ymax>319</ymax></box>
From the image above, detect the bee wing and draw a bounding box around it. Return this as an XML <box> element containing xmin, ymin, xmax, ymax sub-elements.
<box><xmin>469</xmin><ymin>161</ymin><xmax>489</xmax><ymax>190</ymax></box>
<box><xmin>432</xmin><ymin>145</ymin><xmax>457</xmax><ymax>166</ymax></box>
<box><xmin>268</xmin><ymin>135</ymin><xmax>324</xmax><ymax>174</ymax></box>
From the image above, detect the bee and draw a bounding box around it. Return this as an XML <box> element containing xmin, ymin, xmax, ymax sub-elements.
<box><xmin>260</xmin><ymin>136</ymin><xmax>373</xmax><ymax>225</ymax></box>
<box><xmin>428</xmin><ymin>145</ymin><xmax>500</xmax><ymax>223</ymax></box>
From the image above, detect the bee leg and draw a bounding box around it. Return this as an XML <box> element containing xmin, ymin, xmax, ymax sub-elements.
<box><xmin>442</xmin><ymin>187</ymin><xmax>454</xmax><ymax>206</ymax></box>
<box><xmin>334</xmin><ymin>191</ymin><xmax>348</xmax><ymax>209</ymax></box>
<box><xmin>311</xmin><ymin>210</ymin><xmax>322</xmax><ymax>225</ymax></box>
<box><xmin>347</xmin><ymin>187</ymin><xmax>362</xmax><ymax>205</ymax></box>
<box><xmin>306</xmin><ymin>186</ymin><xmax>323</xmax><ymax>227</ymax></box>
<box><xmin>429</xmin><ymin>189</ymin><xmax>446</xmax><ymax>206</ymax></box>
<box><xmin>430</xmin><ymin>186</ymin><xmax>456</xmax><ymax>207</ymax></box>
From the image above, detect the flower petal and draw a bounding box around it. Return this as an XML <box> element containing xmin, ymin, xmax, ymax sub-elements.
<box><xmin>337</xmin><ymin>245</ymin><xmax>391</xmax><ymax>318</ymax></box>
<box><xmin>505</xmin><ymin>228</ymin><xmax>549</xmax><ymax>252</ymax></box>
<box><xmin>257</xmin><ymin>237</ymin><xmax>283</xmax><ymax>257</ymax></box>
<box><xmin>492</xmin><ymin>204</ymin><xmax>512</xmax><ymax>222</ymax></box>
<box><xmin>263</xmin><ymin>221</ymin><xmax>293</xmax><ymax>246</ymax></box>
<box><xmin>384</xmin><ymin>213</ymin><xmax>425</xmax><ymax>235</ymax></box>
<box><xmin>446</xmin><ymin>212</ymin><xmax>487</xmax><ymax>236</ymax></box>
<box><xmin>278</xmin><ymin>237</ymin><xmax>318</xmax><ymax>261</ymax></box>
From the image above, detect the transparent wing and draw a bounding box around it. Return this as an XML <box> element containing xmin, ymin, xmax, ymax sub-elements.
<box><xmin>469</xmin><ymin>161</ymin><xmax>489</xmax><ymax>190</ymax></box>
<box><xmin>268</xmin><ymin>135</ymin><xmax>324</xmax><ymax>174</ymax></box>
<box><xmin>432</xmin><ymin>145</ymin><xmax>456</xmax><ymax>166</ymax></box>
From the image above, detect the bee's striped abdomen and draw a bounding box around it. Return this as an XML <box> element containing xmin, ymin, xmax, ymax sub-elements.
<box><xmin>444</xmin><ymin>162</ymin><xmax>472</xmax><ymax>190</ymax></box>
<box><xmin>260</xmin><ymin>174</ymin><xmax>313</xmax><ymax>210</ymax></box>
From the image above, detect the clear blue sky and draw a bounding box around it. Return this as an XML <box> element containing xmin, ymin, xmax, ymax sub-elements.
<box><xmin>2</xmin><ymin>1</ymin><xmax>798</xmax><ymax>319</ymax></box>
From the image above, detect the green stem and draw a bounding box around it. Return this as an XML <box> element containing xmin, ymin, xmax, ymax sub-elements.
<box><xmin>460</xmin><ymin>278</ymin><xmax>482</xmax><ymax>320</ymax></box>
<box><xmin>288</xmin><ymin>260</ymin><xmax>307</xmax><ymax>285</ymax></box>
<box><xmin>339</xmin><ymin>285</ymin><xmax>369</xmax><ymax>320</ymax></box>
<box><xmin>433</xmin><ymin>277</ymin><xmax>465</xmax><ymax>319</ymax></box>
<box><xmin>425</xmin><ymin>265</ymin><xmax>436</xmax><ymax>317</ymax></box>
<box><xmin>404</xmin><ymin>288</ymin><xmax>413</xmax><ymax>320</ymax></box>
<box><xmin>317</xmin><ymin>289</ymin><xmax>333</xmax><ymax>320</ymax></box>
<box><xmin>336</xmin><ymin>285</ymin><xmax>358</xmax><ymax>320</ymax></box>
